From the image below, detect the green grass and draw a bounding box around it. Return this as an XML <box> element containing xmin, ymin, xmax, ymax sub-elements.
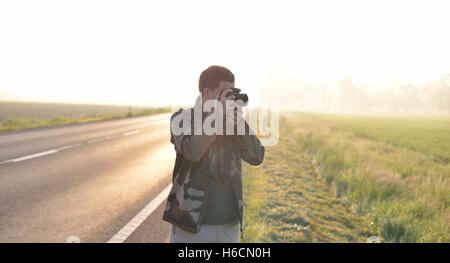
<box><xmin>276</xmin><ymin>112</ymin><xmax>450</xmax><ymax>242</ymax></box>
<box><xmin>242</xmin><ymin>117</ymin><xmax>375</xmax><ymax>242</ymax></box>
<box><xmin>243</xmin><ymin>112</ymin><xmax>449</xmax><ymax>242</ymax></box>
<box><xmin>0</xmin><ymin>107</ymin><xmax>169</xmax><ymax>132</ymax></box>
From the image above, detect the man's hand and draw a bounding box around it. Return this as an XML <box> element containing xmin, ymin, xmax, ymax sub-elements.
<box><xmin>223</xmin><ymin>107</ymin><xmax>246</xmax><ymax>136</ymax></box>
<box><xmin>232</xmin><ymin>108</ymin><xmax>245</xmax><ymax>127</ymax></box>
<box><xmin>217</xmin><ymin>88</ymin><xmax>246</xmax><ymax>134</ymax></box>
<box><xmin>218</xmin><ymin>88</ymin><xmax>235</xmax><ymax>114</ymax></box>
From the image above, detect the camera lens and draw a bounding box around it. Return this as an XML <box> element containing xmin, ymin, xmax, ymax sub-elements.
<box><xmin>234</xmin><ymin>93</ymin><xmax>248</xmax><ymax>104</ymax></box>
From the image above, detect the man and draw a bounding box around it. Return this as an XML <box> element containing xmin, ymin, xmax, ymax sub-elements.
<box><xmin>162</xmin><ymin>65</ymin><xmax>265</xmax><ymax>243</ymax></box>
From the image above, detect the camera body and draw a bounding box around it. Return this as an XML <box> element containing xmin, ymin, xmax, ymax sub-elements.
<box><xmin>218</xmin><ymin>87</ymin><xmax>248</xmax><ymax>105</ymax></box>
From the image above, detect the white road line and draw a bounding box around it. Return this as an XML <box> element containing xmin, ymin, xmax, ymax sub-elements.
<box><xmin>56</xmin><ymin>145</ymin><xmax>73</xmax><ymax>151</ymax></box>
<box><xmin>0</xmin><ymin>149</ymin><xmax>59</xmax><ymax>164</ymax></box>
<box><xmin>123</xmin><ymin>130</ymin><xmax>141</xmax><ymax>136</ymax></box>
<box><xmin>0</xmin><ymin>129</ymin><xmax>145</xmax><ymax>165</ymax></box>
<box><xmin>107</xmin><ymin>184</ymin><xmax>172</xmax><ymax>243</ymax></box>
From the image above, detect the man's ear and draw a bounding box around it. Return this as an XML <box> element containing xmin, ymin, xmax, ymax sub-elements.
<box><xmin>203</xmin><ymin>88</ymin><xmax>211</xmax><ymax>99</ymax></box>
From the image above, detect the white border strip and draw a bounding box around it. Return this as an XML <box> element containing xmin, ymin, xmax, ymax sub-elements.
<box><xmin>107</xmin><ymin>184</ymin><xmax>172</xmax><ymax>243</ymax></box>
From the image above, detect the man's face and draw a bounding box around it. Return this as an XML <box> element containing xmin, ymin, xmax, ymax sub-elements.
<box><xmin>203</xmin><ymin>81</ymin><xmax>235</xmax><ymax>102</ymax></box>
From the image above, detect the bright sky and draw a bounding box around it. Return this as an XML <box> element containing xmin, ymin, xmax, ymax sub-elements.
<box><xmin>0</xmin><ymin>0</ymin><xmax>449</xmax><ymax>106</ymax></box>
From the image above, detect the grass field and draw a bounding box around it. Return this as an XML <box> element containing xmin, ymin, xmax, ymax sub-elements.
<box><xmin>243</xmin><ymin>112</ymin><xmax>449</xmax><ymax>243</ymax></box>
<box><xmin>0</xmin><ymin>101</ymin><xmax>170</xmax><ymax>132</ymax></box>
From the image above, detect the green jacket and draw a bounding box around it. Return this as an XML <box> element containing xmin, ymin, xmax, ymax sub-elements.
<box><xmin>162</xmin><ymin>107</ymin><xmax>265</xmax><ymax>237</ymax></box>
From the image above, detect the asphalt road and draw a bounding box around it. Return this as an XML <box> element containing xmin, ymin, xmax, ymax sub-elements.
<box><xmin>0</xmin><ymin>113</ymin><xmax>174</xmax><ymax>243</ymax></box>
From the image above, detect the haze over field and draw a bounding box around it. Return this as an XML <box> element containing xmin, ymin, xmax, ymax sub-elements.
<box><xmin>0</xmin><ymin>0</ymin><xmax>449</xmax><ymax>113</ymax></box>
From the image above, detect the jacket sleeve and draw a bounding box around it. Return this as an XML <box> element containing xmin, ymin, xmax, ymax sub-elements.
<box><xmin>233</xmin><ymin>121</ymin><xmax>265</xmax><ymax>166</ymax></box>
<box><xmin>170</xmin><ymin>110</ymin><xmax>216</xmax><ymax>162</ymax></box>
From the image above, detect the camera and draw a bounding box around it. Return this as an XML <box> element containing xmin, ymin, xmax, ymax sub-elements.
<box><xmin>218</xmin><ymin>87</ymin><xmax>248</xmax><ymax>105</ymax></box>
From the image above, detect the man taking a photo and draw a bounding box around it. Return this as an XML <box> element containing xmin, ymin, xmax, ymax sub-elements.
<box><xmin>163</xmin><ymin>65</ymin><xmax>265</xmax><ymax>243</ymax></box>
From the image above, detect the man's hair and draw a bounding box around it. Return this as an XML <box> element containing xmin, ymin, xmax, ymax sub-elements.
<box><xmin>199</xmin><ymin>65</ymin><xmax>235</xmax><ymax>93</ymax></box>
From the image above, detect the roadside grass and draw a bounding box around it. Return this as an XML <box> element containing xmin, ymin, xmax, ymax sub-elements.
<box><xmin>279</xmin><ymin>112</ymin><xmax>449</xmax><ymax>242</ymax></box>
<box><xmin>0</xmin><ymin>107</ymin><xmax>170</xmax><ymax>132</ymax></box>
<box><xmin>243</xmin><ymin>116</ymin><xmax>375</xmax><ymax>242</ymax></box>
